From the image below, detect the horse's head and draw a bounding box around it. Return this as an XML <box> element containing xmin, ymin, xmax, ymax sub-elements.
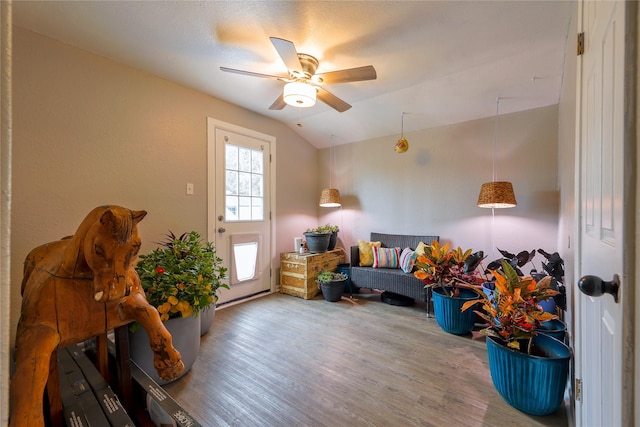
<box><xmin>82</xmin><ymin>206</ymin><xmax>147</xmax><ymax>302</ymax></box>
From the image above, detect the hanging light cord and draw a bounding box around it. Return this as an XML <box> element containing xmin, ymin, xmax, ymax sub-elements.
<box><xmin>492</xmin><ymin>97</ymin><xmax>500</xmax><ymax>182</ymax></box>
<box><xmin>401</xmin><ymin>112</ymin><xmax>405</xmax><ymax>137</ymax></box>
<box><xmin>490</xmin><ymin>97</ymin><xmax>501</xmax><ymax>258</ymax></box>
<box><xmin>329</xmin><ymin>134</ymin><xmax>335</xmax><ymax>188</ymax></box>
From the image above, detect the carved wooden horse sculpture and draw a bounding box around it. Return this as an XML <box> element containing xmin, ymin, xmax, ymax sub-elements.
<box><xmin>10</xmin><ymin>205</ymin><xmax>185</xmax><ymax>427</ymax></box>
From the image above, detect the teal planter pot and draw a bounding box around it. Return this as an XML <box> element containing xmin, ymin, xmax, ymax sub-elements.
<box><xmin>536</xmin><ymin>319</ymin><xmax>567</xmax><ymax>342</ymax></box>
<box><xmin>431</xmin><ymin>287</ymin><xmax>478</xmax><ymax>335</ymax></box>
<box><xmin>486</xmin><ymin>334</ymin><xmax>571</xmax><ymax>416</ymax></box>
<box><xmin>336</xmin><ymin>264</ymin><xmax>357</xmax><ymax>294</ymax></box>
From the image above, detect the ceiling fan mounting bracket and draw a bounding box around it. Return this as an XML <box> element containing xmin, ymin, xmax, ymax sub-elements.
<box><xmin>295</xmin><ymin>53</ymin><xmax>319</xmax><ymax>80</ymax></box>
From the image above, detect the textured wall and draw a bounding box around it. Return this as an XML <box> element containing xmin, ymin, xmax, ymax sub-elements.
<box><xmin>319</xmin><ymin>105</ymin><xmax>560</xmax><ymax>271</ymax></box>
<box><xmin>11</xmin><ymin>27</ymin><xmax>318</xmax><ymax>343</ymax></box>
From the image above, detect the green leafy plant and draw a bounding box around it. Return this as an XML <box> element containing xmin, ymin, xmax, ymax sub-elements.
<box><xmin>135</xmin><ymin>231</ymin><xmax>228</xmax><ymax>321</ymax></box>
<box><xmin>461</xmin><ymin>260</ymin><xmax>558</xmax><ymax>354</ymax></box>
<box><xmin>305</xmin><ymin>224</ymin><xmax>339</xmax><ymax>234</ymax></box>
<box><xmin>316</xmin><ymin>270</ymin><xmax>348</xmax><ymax>285</ymax></box>
<box><xmin>413</xmin><ymin>241</ymin><xmax>485</xmax><ymax>298</ymax></box>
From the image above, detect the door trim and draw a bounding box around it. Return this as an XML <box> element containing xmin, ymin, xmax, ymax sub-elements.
<box><xmin>621</xmin><ymin>2</ymin><xmax>637</xmax><ymax>424</ymax></box>
<box><xmin>206</xmin><ymin>118</ymin><xmax>277</xmax><ymax>296</ymax></box>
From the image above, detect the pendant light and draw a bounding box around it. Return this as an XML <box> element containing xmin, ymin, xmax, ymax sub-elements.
<box><xmin>320</xmin><ymin>135</ymin><xmax>341</xmax><ymax>207</ymax></box>
<box><xmin>395</xmin><ymin>112</ymin><xmax>409</xmax><ymax>153</ymax></box>
<box><xmin>477</xmin><ymin>98</ymin><xmax>517</xmax><ymax>208</ymax></box>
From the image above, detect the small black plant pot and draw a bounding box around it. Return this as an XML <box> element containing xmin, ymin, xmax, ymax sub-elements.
<box><xmin>327</xmin><ymin>232</ymin><xmax>338</xmax><ymax>251</ymax></box>
<box><xmin>320</xmin><ymin>279</ymin><xmax>345</xmax><ymax>302</ymax></box>
<box><xmin>304</xmin><ymin>232</ymin><xmax>331</xmax><ymax>253</ymax></box>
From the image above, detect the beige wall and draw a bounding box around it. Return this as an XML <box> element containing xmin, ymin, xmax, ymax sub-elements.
<box><xmin>1</xmin><ymin>1</ymin><xmax>11</xmax><ymax>423</ymax></box>
<box><xmin>557</xmin><ymin>1</ymin><xmax>577</xmax><ymax>351</ymax></box>
<box><xmin>320</xmin><ymin>105</ymin><xmax>561</xmax><ymax>271</ymax></box>
<box><xmin>11</xmin><ymin>27</ymin><xmax>319</xmax><ymax>342</ymax></box>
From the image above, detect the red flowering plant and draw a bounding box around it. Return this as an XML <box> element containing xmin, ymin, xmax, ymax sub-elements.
<box><xmin>461</xmin><ymin>260</ymin><xmax>558</xmax><ymax>354</ymax></box>
<box><xmin>135</xmin><ymin>231</ymin><xmax>228</xmax><ymax>321</ymax></box>
<box><xmin>413</xmin><ymin>241</ymin><xmax>486</xmax><ymax>298</ymax></box>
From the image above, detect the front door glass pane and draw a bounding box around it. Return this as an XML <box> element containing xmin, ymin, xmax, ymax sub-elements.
<box><xmin>225</xmin><ymin>144</ymin><xmax>264</xmax><ymax>221</ymax></box>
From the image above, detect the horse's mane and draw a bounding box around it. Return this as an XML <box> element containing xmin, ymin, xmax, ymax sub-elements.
<box><xmin>104</xmin><ymin>208</ymin><xmax>136</xmax><ymax>246</ymax></box>
<box><xmin>61</xmin><ymin>205</ymin><xmax>143</xmax><ymax>275</ymax></box>
<box><xmin>77</xmin><ymin>205</ymin><xmax>135</xmax><ymax>243</ymax></box>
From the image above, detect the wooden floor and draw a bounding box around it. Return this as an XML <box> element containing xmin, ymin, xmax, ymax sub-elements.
<box><xmin>163</xmin><ymin>291</ymin><xmax>569</xmax><ymax>427</ymax></box>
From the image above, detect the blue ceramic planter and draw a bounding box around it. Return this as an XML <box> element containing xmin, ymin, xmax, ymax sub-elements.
<box><xmin>486</xmin><ymin>334</ymin><xmax>571</xmax><ymax>416</ymax></box>
<box><xmin>536</xmin><ymin>319</ymin><xmax>567</xmax><ymax>342</ymax></box>
<box><xmin>431</xmin><ymin>287</ymin><xmax>479</xmax><ymax>335</ymax></box>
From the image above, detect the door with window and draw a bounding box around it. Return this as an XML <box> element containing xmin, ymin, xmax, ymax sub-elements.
<box><xmin>207</xmin><ymin>119</ymin><xmax>273</xmax><ymax>305</ymax></box>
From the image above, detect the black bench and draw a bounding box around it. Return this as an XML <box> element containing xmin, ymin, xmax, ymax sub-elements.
<box><xmin>350</xmin><ymin>232</ymin><xmax>439</xmax><ymax>314</ymax></box>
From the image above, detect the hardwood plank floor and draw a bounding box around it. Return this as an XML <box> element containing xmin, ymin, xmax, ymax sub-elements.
<box><xmin>163</xmin><ymin>292</ymin><xmax>569</xmax><ymax>427</ymax></box>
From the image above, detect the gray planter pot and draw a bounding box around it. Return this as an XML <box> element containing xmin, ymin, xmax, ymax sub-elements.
<box><xmin>304</xmin><ymin>232</ymin><xmax>331</xmax><ymax>253</ymax></box>
<box><xmin>200</xmin><ymin>306</ymin><xmax>216</xmax><ymax>336</ymax></box>
<box><xmin>129</xmin><ymin>314</ymin><xmax>200</xmax><ymax>385</ymax></box>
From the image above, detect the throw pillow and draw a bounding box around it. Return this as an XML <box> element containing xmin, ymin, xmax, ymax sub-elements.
<box><xmin>372</xmin><ymin>246</ymin><xmax>401</xmax><ymax>269</ymax></box>
<box><xmin>399</xmin><ymin>247</ymin><xmax>417</xmax><ymax>273</ymax></box>
<box><xmin>358</xmin><ymin>239</ymin><xmax>382</xmax><ymax>266</ymax></box>
<box><xmin>415</xmin><ymin>241</ymin><xmax>428</xmax><ymax>257</ymax></box>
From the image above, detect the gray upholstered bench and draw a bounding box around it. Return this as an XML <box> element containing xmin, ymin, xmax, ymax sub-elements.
<box><xmin>350</xmin><ymin>232</ymin><xmax>439</xmax><ymax>314</ymax></box>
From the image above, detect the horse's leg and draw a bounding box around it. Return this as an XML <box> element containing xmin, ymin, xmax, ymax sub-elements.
<box><xmin>119</xmin><ymin>293</ymin><xmax>185</xmax><ymax>381</ymax></box>
<box><xmin>10</xmin><ymin>324</ymin><xmax>60</xmax><ymax>427</ymax></box>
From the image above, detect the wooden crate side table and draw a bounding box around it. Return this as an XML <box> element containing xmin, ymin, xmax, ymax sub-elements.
<box><xmin>280</xmin><ymin>249</ymin><xmax>346</xmax><ymax>299</ymax></box>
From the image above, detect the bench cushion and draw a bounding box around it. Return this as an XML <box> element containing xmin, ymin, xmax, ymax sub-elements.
<box><xmin>350</xmin><ymin>233</ymin><xmax>439</xmax><ymax>301</ymax></box>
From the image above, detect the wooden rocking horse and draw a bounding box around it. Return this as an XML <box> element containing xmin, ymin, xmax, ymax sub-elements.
<box><xmin>10</xmin><ymin>205</ymin><xmax>185</xmax><ymax>427</ymax></box>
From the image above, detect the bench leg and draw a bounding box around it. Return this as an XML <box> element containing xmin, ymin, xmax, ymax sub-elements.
<box><xmin>425</xmin><ymin>287</ymin><xmax>432</xmax><ymax>318</ymax></box>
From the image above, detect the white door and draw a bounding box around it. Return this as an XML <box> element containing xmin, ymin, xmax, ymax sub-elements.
<box><xmin>207</xmin><ymin>118</ymin><xmax>274</xmax><ymax>305</ymax></box>
<box><xmin>575</xmin><ymin>1</ymin><xmax>631</xmax><ymax>425</ymax></box>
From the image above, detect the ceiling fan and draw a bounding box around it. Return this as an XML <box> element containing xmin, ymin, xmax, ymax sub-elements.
<box><xmin>220</xmin><ymin>37</ymin><xmax>377</xmax><ymax>113</ymax></box>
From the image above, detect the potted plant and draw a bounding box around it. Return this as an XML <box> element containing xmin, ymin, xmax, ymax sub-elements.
<box><xmin>316</xmin><ymin>270</ymin><xmax>348</xmax><ymax>302</ymax></box>
<box><xmin>316</xmin><ymin>224</ymin><xmax>340</xmax><ymax>250</ymax></box>
<box><xmin>303</xmin><ymin>226</ymin><xmax>332</xmax><ymax>253</ymax></box>
<box><xmin>483</xmin><ymin>248</ymin><xmax>567</xmax><ymax>338</ymax></box>
<box><xmin>485</xmin><ymin>248</ymin><xmax>566</xmax><ymax>312</ymax></box>
<box><xmin>461</xmin><ymin>260</ymin><xmax>571</xmax><ymax>416</ymax></box>
<box><xmin>131</xmin><ymin>231</ymin><xmax>228</xmax><ymax>383</ymax></box>
<box><xmin>413</xmin><ymin>241</ymin><xmax>485</xmax><ymax>335</ymax></box>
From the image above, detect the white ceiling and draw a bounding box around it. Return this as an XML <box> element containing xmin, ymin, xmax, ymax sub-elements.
<box><xmin>12</xmin><ymin>1</ymin><xmax>574</xmax><ymax>149</ymax></box>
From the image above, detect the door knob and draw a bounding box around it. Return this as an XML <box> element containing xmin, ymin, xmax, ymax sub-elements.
<box><xmin>218</xmin><ymin>227</ymin><xmax>226</xmax><ymax>233</ymax></box>
<box><xmin>578</xmin><ymin>274</ymin><xmax>620</xmax><ymax>303</ymax></box>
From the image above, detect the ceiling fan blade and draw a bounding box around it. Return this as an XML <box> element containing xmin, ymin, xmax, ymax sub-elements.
<box><xmin>316</xmin><ymin>87</ymin><xmax>351</xmax><ymax>112</ymax></box>
<box><xmin>270</xmin><ymin>37</ymin><xmax>303</xmax><ymax>74</ymax></box>
<box><xmin>316</xmin><ymin>65</ymin><xmax>377</xmax><ymax>84</ymax></box>
<box><xmin>269</xmin><ymin>94</ymin><xmax>287</xmax><ymax>110</ymax></box>
<box><xmin>220</xmin><ymin>66</ymin><xmax>286</xmax><ymax>80</ymax></box>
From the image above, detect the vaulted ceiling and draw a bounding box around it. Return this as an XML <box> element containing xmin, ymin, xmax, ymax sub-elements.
<box><xmin>12</xmin><ymin>1</ymin><xmax>574</xmax><ymax>149</ymax></box>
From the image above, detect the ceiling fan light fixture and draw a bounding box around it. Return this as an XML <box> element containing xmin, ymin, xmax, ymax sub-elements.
<box><xmin>283</xmin><ymin>81</ymin><xmax>316</xmax><ymax>108</ymax></box>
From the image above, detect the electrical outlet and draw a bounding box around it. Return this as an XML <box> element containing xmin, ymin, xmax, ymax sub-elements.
<box><xmin>186</xmin><ymin>183</ymin><xmax>194</xmax><ymax>195</ymax></box>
